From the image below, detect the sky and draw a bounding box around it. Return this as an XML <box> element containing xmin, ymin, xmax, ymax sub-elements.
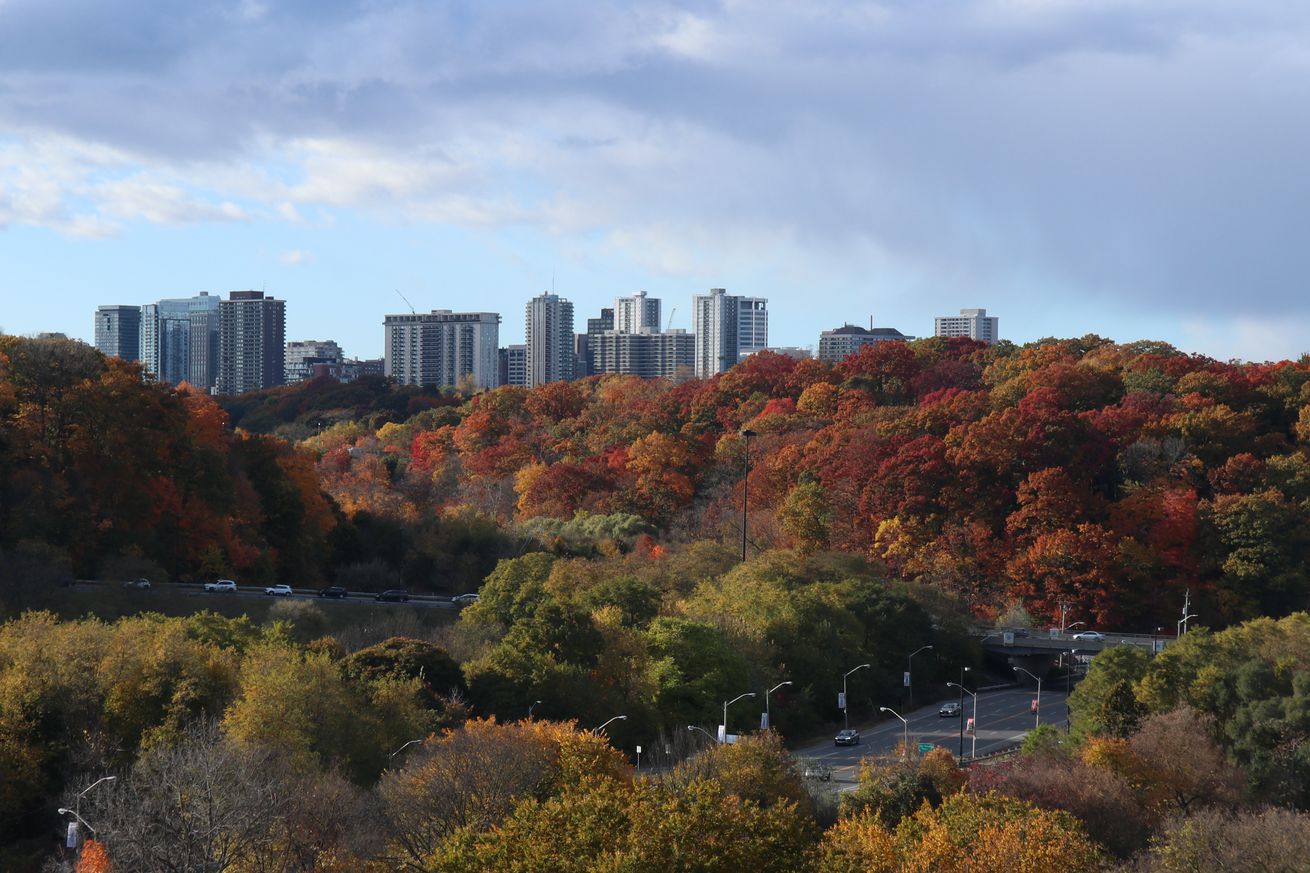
<box><xmin>2</xmin><ymin>0</ymin><xmax>1309</xmax><ymax>361</ymax></box>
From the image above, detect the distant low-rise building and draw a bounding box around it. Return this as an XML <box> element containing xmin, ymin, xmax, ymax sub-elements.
<box><xmin>818</xmin><ymin>324</ymin><xmax>914</xmax><ymax>364</ymax></box>
<box><xmin>500</xmin><ymin>345</ymin><xmax>527</xmax><ymax>387</ymax></box>
<box><xmin>285</xmin><ymin>340</ymin><xmax>344</xmax><ymax>384</ymax></box>
<box><xmin>934</xmin><ymin>308</ymin><xmax>998</xmax><ymax>343</ymax></box>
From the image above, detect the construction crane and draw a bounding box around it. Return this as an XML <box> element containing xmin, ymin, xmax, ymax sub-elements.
<box><xmin>395</xmin><ymin>289</ymin><xmax>416</xmax><ymax>314</ymax></box>
<box><xmin>666</xmin><ymin>307</ymin><xmax>677</xmax><ymax>331</ymax></box>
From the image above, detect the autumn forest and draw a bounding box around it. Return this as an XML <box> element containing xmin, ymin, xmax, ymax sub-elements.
<box><xmin>4</xmin><ymin>332</ymin><xmax>1310</xmax><ymax>871</ymax></box>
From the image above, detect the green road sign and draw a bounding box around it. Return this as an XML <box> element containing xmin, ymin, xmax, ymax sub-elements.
<box><xmin>918</xmin><ymin>742</ymin><xmax>934</xmax><ymax>753</ymax></box>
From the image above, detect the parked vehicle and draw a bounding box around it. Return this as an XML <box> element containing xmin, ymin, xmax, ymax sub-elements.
<box><xmin>834</xmin><ymin>729</ymin><xmax>861</xmax><ymax>746</ymax></box>
<box><xmin>204</xmin><ymin>579</ymin><xmax>237</xmax><ymax>593</ymax></box>
<box><xmin>264</xmin><ymin>584</ymin><xmax>293</xmax><ymax>597</ymax></box>
<box><xmin>939</xmin><ymin>701</ymin><xmax>963</xmax><ymax>717</ymax></box>
<box><xmin>318</xmin><ymin>586</ymin><xmax>348</xmax><ymax>599</ymax></box>
<box><xmin>1071</xmin><ymin>631</ymin><xmax>1106</xmax><ymax>641</ymax></box>
<box><xmin>452</xmin><ymin>593</ymin><xmax>480</xmax><ymax>604</ymax></box>
<box><xmin>376</xmin><ymin>589</ymin><xmax>410</xmax><ymax>603</ymax></box>
<box><xmin>122</xmin><ymin>578</ymin><xmax>152</xmax><ymax>590</ymax></box>
<box><xmin>802</xmin><ymin>761</ymin><xmax>832</xmax><ymax>781</ymax></box>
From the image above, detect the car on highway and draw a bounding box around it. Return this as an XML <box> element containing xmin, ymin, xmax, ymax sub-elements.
<box><xmin>204</xmin><ymin>579</ymin><xmax>237</xmax><ymax>593</ymax></box>
<box><xmin>264</xmin><ymin>584</ymin><xmax>293</xmax><ymax>597</ymax></box>
<box><xmin>122</xmin><ymin>578</ymin><xmax>152</xmax><ymax>590</ymax></box>
<box><xmin>802</xmin><ymin>761</ymin><xmax>832</xmax><ymax>781</ymax></box>
<box><xmin>318</xmin><ymin>586</ymin><xmax>348</xmax><ymax>599</ymax></box>
<box><xmin>834</xmin><ymin>729</ymin><xmax>861</xmax><ymax>746</ymax></box>
<box><xmin>939</xmin><ymin>701</ymin><xmax>963</xmax><ymax>717</ymax></box>
<box><xmin>1071</xmin><ymin>630</ymin><xmax>1106</xmax><ymax>641</ymax></box>
<box><xmin>452</xmin><ymin>593</ymin><xmax>480</xmax><ymax>605</ymax></box>
<box><xmin>375</xmin><ymin>589</ymin><xmax>410</xmax><ymax>603</ymax></box>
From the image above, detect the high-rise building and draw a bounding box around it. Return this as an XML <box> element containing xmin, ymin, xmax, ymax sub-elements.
<box><xmin>139</xmin><ymin>292</ymin><xmax>220</xmax><ymax>388</ymax></box>
<box><xmin>736</xmin><ymin>297</ymin><xmax>769</xmax><ymax>357</ymax></box>
<box><xmin>578</xmin><ymin>307</ymin><xmax>615</xmax><ymax>376</ymax></box>
<box><xmin>217</xmin><ymin>291</ymin><xmax>286</xmax><ymax>395</ymax></box>
<box><xmin>383</xmin><ymin>311</ymin><xmax>501</xmax><ymax>390</ymax></box>
<box><xmin>592</xmin><ymin>329</ymin><xmax>694</xmax><ymax>379</ymax></box>
<box><xmin>285</xmin><ymin>340</ymin><xmax>345</xmax><ymax>384</ymax></box>
<box><xmin>692</xmin><ymin>288</ymin><xmax>739</xmax><ymax>379</ymax></box>
<box><xmin>93</xmin><ymin>305</ymin><xmax>141</xmax><ymax>362</ymax></box>
<box><xmin>818</xmin><ymin>324</ymin><xmax>915</xmax><ymax>364</ymax></box>
<box><xmin>614</xmin><ymin>290</ymin><xmax>661</xmax><ymax>334</ymax></box>
<box><xmin>934</xmin><ymin>308</ymin><xmax>999</xmax><ymax>343</ymax></box>
<box><xmin>525</xmin><ymin>294</ymin><xmax>575</xmax><ymax>386</ymax></box>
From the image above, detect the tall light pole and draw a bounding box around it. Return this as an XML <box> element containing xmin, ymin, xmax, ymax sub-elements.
<box><xmin>947</xmin><ymin>681</ymin><xmax>978</xmax><ymax>758</ymax></box>
<box><xmin>740</xmin><ymin>429</ymin><xmax>757</xmax><ymax>562</ymax></box>
<box><xmin>1013</xmin><ymin>666</ymin><xmax>1042</xmax><ymax>729</ymax></box>
<box><xmin>592</xmin><ymin>715</ymin><xmax>628</xmax><ymax>736</ymax></box>
<box><xmin>842</xmin><ymin>663</ymin><xmax>871</xmax><ymax>730</ymax></box>
<box><xmin>57</xmin><ymin>808</ymin><xmax>97</xmax><ymax>846</ymax></box>
<box><xmin>723</xmin><ymin>692</ymin><xmax>756</xmax><ymax>741</ymax></box>
<box><xmin>765</xmin><ymin>681</ymin><xmax>793</xmax><ymax>731</ymax></box>
<box><xmin>907</xmin><ymin>645</ymin><xmax>933</xmax><ymax>710</ymax></box>
<box><xmin>1064</xmin><ymin>621</ymin><xmax>1085</xmax><ymax>636</ymax></box>
<box><xmin>69</xmin><ymin>775</ymin><xmax>115</xmax><ymax>847</ymax></box>
<box><xmin>529</xmin><ymin>700</ymin><xmax>543</xmax><ymax>719</ymax></box>
<box><xmin>955</xmin><ymin>666</ymin><xmax>970</xmax><ymax>757</ymax></box>
<box><xmin>879</xmin><ymin>706</ymin><xmax>909</xmax><ymax>756</ymax></box>
<box><xmin>1178</xmin><ymin>614</ymin><xmax>1198</xmax><ymax>636</ymax></box>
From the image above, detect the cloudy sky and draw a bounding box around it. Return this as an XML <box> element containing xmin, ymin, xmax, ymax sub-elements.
<box><xmin>2</xmin><ymin>0</ymin><xmax>1309</xmax><ymax>361</ymax></box>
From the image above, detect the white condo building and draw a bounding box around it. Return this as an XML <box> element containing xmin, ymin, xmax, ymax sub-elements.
<box><xmin>384</xmin><ymin>311</ymin><xmax>501</xmax><ymax>390</ymax></box>
<box><xmin>693</xmin><ymin>288</ymin><xmax>767</xmax><ymax>378</ymax></box>
<box><xmin>934</xmin><ymin>308</ymin><xmax>999</xmax><ymax>343</ymax></box>
<box><xmin>613</xmin><ymin>290</ymin><xmax>661</xmax><ymax>334</ymax></box>
<box><xmin>525</xmin><ymin>294</ymin><xmax>575</xmax><ymax>386</ymax></box>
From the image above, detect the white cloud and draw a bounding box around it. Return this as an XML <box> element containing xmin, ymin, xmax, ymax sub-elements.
<box><xmin>279</xmin><ymin>249</ymin><xmax>310</xmax><ymax>265</ymax></box>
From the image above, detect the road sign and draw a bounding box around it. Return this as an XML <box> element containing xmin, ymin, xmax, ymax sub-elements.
<box><xmin>66</xmin><ymin>822</ymin><xmax>78</xmax><ymax>848</ymax></box>
<box><xmin>837</xmin><ymin>691</ymin><xmax>846</xmax><ymax>709</ymax></box>
<box><xmin>917</xmin><ymin>742</ymin><xmax>934</xmax><ymax>754</ymax></box>
<box><xmin>903</xmin><ymin>671</ymin><xmax>911</xmax><ymax>687</ymax></box>
<box><xmin>760</xmin><ymin>712</ymin><xmax>769</xmax><ymax>730</ymax></box>
<box><xmin>1003</xmin><ymin>631</ymin><xmax>1015</xmax><ymax>645</ymax></box>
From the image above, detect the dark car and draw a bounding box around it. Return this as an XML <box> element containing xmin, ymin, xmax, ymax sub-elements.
<box><xmin>318</xmin><ymin>586</ymin><xmax>348</xmax><ymax>599</ymax></box>
<box><xmin>376</xmin><ymin>589</ymin><xmax>410</xmax><ymax>603</ymax></box>
<box><xmin>939</xmin><ymin>701</ymin><xmax>963</xmax><ymax>717</ymax></box>
<box><xmin>122</xmin><ymin>578</ymin><xmax>152</xmax><ymax>590</ymax></box>
<box><xmin>834</xmin><ymin>729</ymin><xmax>861</xmax><ymax>746</ymax></box>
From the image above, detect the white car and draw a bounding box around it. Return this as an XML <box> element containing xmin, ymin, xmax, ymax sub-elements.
<box><xmin>205</xmin><ymin>579</ymin><xmax>237</xmax><ymax>593</ymax></box>
<box><xmin>1071</xmin><ymin>630</ymin><xmax>1106</xmax><ymax>641</ymax></box>
<box><xmin>264</xmin><ymin>584</ymin><xmax>293</xmax><ymax>597</ymax></box>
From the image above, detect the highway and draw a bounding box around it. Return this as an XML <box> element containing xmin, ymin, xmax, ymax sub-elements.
<box><xmin>70</xmin><ymin>580</ymin><xmax>461</xmax><ymax>609</ymax></box>
<box><xmin>793</xmin><ymin>686</ymin><xmax>1070</xmax><ymax>787</ymax></box>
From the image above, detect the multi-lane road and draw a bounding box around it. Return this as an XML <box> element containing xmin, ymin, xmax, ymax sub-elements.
<box><xmin>794</xmin><ymin>686</ymin><xmax>1070</xmax><ymax>786</ymax></box>
<box><xmin>71</xmin><ymin>580</ymin><xmax>461</xmax><ymax>609</ymax></box>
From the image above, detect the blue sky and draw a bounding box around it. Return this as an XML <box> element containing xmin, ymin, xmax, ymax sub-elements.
<box><xmin>3</xmin><ymin>0</ymin><xmax>1309</xmax><ymax>361</ymax></box>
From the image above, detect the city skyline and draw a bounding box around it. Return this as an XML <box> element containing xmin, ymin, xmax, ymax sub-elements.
<box><xmin>3</xmin><ymin>4</ymin><xmax>1310</xmax><ymax>363</ymax></box>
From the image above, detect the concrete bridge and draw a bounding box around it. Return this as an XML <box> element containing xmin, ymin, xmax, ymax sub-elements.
<box><xmin>975</xmin><ymin>627</ymin><xmax>1171</xmax><ymax>681</ymax></box>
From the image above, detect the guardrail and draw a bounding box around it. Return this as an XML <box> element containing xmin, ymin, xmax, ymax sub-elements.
<box><xmin>75</xmin><ymin>579</ymin><xmax>457</xmax><ymax>605</ymax></box>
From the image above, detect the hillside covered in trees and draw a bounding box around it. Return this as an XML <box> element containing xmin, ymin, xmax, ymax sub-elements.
<box><xmin>5</xmin><ymin>332</ymin><xmax>1310</xmax><ymax>630</ymax></box>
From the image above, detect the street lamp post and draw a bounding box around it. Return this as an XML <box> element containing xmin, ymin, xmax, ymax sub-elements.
<box><xmin>947</xmin><ymin>681</ymin><xmax>978</xmax><ymax>758</ymax></box>
<box><xmin>1064</xmin><ymin>620</ymin><xmax>1085</xmax><ymax>636</ymax></box>
<box><xmin>68</xmin><ymin>775</ymin><xmax>115</xmax><ymax>847</ymax></box>
<box><xmin>765</xmin><ymin>681</ymin><xmax>793</xmax><ymax>731</ymax></box>
<box><xmin>954</xmin><ymin>666</ymin><xmax>970</xmax><ymax>758</ymax></box>
<box><xmin>592</xmin><ymin>715</ymin><xmax>628</xmax><ymax>736</ymax></box>
<box><xmin>740</xmin><ymin>429</ymin><xmax>758</xmax><ymax>562</ymax></box>
<box><xmin>687</xmin><ymin>724</ymin><xmax>719</xmax><ymax>746</ymax></box>
<box><xmin>879</xmin><ymin>706</ymin><xmax>909</xmax><ymax>756</ymax></box>
<box><xmin>1178</xmin><ymin>613</ymin><xmax>1198</xmax><ymax>636</ymax></box>
<box><xmin>906</xmin><ymin>645</ymin><xmax>933</xmax><ymax>710</ymax></box>
<box><xmin>723</xmin><ymin>692</ymin><xmax>756</xmax><ymax>741</ymax></box>
<box><xmin>842</xmin><ymin>664</ymin><xmax>871</xmax><ymax>731</ymax></box>
<box><xmin>529</xmin><ymin>700</ymin><xmax>543</xmax><ymax>719</ymax></box>
<box><xmin>1013</xmin><ymin>666</ymin><xmax>1042</xmax><ymax>729</ymax></box>
<box><xmin>57</xmin><ymin>808</ymin><xmax>97</xmax><ymax>845</ymax></box>
<box><xmin>388</xmin><ymin>739</ymin><xmax>423</xmax><ymax>766</ymax></box>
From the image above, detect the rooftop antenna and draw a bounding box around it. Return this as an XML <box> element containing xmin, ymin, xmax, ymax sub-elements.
<box><xmin>395</xmin><ymin>289</ymin><xmax>416</xmax><ymax>314</ymax></box>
